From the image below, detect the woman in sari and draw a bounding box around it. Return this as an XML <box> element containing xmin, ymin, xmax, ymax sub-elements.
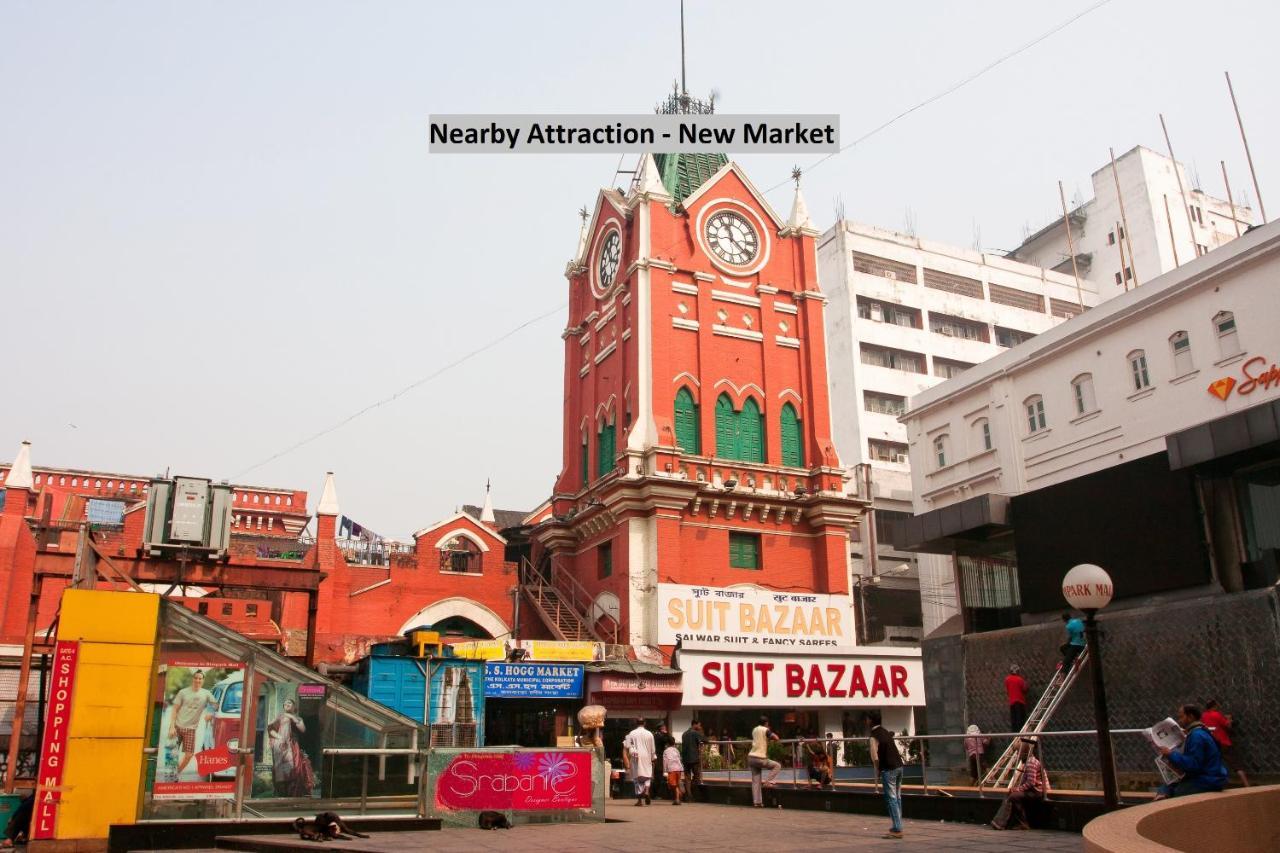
<box><xmin>267</xmin><ymin>697</ymin><xmax>315</xmax><ymax>797</ymax></box>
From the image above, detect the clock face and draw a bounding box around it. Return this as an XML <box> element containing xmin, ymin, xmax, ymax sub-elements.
<box><xmin>597</xmin><ymin>230</ymin><xmax>622</xmax><ymax>289</ymax></box>
<box><xmin>705</xmin><ymin>210</ymin><xmax>759</xmax><ymax>266</ymax></box>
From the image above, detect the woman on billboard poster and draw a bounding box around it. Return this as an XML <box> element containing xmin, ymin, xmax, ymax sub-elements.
<box><xmin>266</xmin><ymin>696</ymin><xmax>315</xmax><ymax>797</ymax></box>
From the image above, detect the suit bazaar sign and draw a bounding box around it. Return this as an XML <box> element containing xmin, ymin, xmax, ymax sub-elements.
<box><xmin>678</xmin><ymin>650</ymin><xmax>925</xmax><ymax>708</ymax></box>
<box><xmin>658</xmin><ymin>583</ymin><xmax>854</xmax><ymax>650</ymax></box>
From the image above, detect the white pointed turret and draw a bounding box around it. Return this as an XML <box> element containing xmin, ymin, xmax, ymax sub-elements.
<box><xmin>7</xmin><ymin>441</ymin><xmax>33</xmax><ymax>489</ymax></box>
<box><xmin>574</xmin><ymin>211</ymin><xmax>590</xmax><ymax>263</ymax></box>
<box><xmin>636</xmin><ymin>152</ymin><xmax>669</xmax><ymax>200</ymax></box>
<box><xmin>479</xmin><ymin>479</ymin><xmax>496</xmax><ymax>524</ymax></box>
<box><xmin>782</xmin><ymin>168</ymin><xmax>820</xmax><ymax>236</ymax></box>
<box><xmin>316</xmin><ymin>471</ymin><xmax>340</xmax><ymax>516</ymax></box>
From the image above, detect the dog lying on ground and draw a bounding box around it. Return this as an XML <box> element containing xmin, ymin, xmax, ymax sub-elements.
<box><xmin>293</xmin><ymin>817</ymin><xmax>326</xmax><ymax>842</ymax></box>
<box><xmin>477</xmin><ymin>810</ymin><xmax>511</xmax><ymax>830</ymax></box>
<box><xmin>315</xmin><ymin>812</ymin><xmax>369</xmax><ymax>839</ymax></box>
<box><xmin>293</xmin><ymin>813</ymin><xmax>370</xmax><ymax>841</ymax></box>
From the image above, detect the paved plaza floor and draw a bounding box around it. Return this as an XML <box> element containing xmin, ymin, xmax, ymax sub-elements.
<box><xmin>210</xmin><ymin>802</ymin><xmax>1084</xmax><ymax>853</ymax></box>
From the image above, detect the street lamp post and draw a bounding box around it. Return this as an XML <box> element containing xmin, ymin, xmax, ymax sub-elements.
<box><xmin>1062</xmin><ymin>563</ymin><xmax>1119</xmax><ymax>809</ymax></box>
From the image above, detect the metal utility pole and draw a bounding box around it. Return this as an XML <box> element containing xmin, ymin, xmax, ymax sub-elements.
<box><xmin>1162</xmin><ymin>195</ymin><xmax>1181</xmax><ymax>267</ymax></box>
<box><xmin>1225</xmin><ymin>71</ymin><xmax>1266</xmax><ymax>223</ymax></box>
<box><xmin>1109</xmin><ymin>148</ymin><xmax>1139</xmax><ymax>287</ymax></box>
<box><xmin>1160</xmin><ymin>114</ymin><xmax>1198</xmax><ymax>256</ymax></box>
<box><xmin>1221</xmin><ymin>160</ymin><xmax>1242</xmax><ymax>237</ymax></box>
<box><xmin>1085</xmin><ymin>612</ymin><xmax>1119</xmax><ymax>808</ymax></box>
<box><xmin>1058</xmin><ymin>180</ymin><xmax>1085</xmax><ymax>311</ymax></box>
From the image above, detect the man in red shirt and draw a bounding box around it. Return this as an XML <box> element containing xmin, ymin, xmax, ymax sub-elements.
<box><xmin>1005</xmin><ymin>665</ymin><xmax>1029</xmax><ymax>733</ymax></box>
<box><xmin>1202</xmin><ymin>698</ymin><xmax>1248</xmax><ymax>787</ymax></box>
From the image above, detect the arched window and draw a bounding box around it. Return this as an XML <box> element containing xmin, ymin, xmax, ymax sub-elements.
<box><xmin>597</xmin><ymin>414</ymin><xmax>616</xmax><ymax>477</ymax></box>
<box><xmin>674</xmin><ymin>387</ymin><xmax>700</xmax><ymax>454</ymax></box>
<box><xmin>1129</xmin><ymin>350</ymin><xmax>1150</xmax><ymax>391</ymax></box>
<box><xmin>714</xmin><ymin>394</ymin><xmax>737</xmax><ymax>458</ymax></box>
<box><xmin>780</xmin><ymin>402</ymin><xmax>804</xmax><ymax>467</ymax></box>
<box><xmin>972</xmin><ymin>418</ymin><xmax>992</xmax><ymax>452</ymax></box>
<box><xmin>440</xmin><ymin>535</ymin><xmax>483</xmax><ymax>574</ymax></box>
<box><xmin>739</xmin><ymin>398</ymin><xmax>765</xmax><ymax>463</ymax></box>
<box><xmin>1214</xmin><ymin>311</ymin><xmax>1240</xmax><ymax>359</ymax></box>
<box><xmin>1170</xmin><ymin>331</ymin><xmax>1193</xmax><ymax>375</ymax></box>
<box><xmin>580</xmin><ymin>429</ymin><xmax>589</xmax><ymax>486</ymax></box>
<box><xmin>933</xmin><ymin>434</ymin><xmax>949</xmax><ymax>469</ymax></box>
<box><xmin>713</xmin><ymin>393</ymin><xmax>765</xmax><ymax>463</ymax></box>
<box><xmin>1024</xmin><ymin>395</ymin><xmax>1047</xmax><ymax>434</ymax></box>
<box><xmin>1071</xmin><ymin>373</ymin><xmax>1097</xmax><ymax>415</ymax></box>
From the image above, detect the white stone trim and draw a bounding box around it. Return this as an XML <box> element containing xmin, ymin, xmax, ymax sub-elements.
<box><xmin>672</xmin><ymin>371</ymin><xmax>701</xmax><ymax>387</ymax></box>
<box><xmin>774</xmin><ymin>302</ymin><xmax>799</xmax><ymax>315</ymax></box>
<box><xmin>396</xmin><ymin>597</ymin><xmax>510</xmax><ymax>638</ymax></box>
<box><xmin>713</xmin><ymin>324</ymin><xmax>764</xmax><ymax>342</ymax></box>
<box><xmin>431</xmin><ymin>527</ymin><xmax>491</xmax><ymax>553</ymax></box>
<box><xmin>594</xmin><ymin>341</ymin><xmax>617</xmax><ymax>364</ymax></box>
<box><xmin>778</xmin><ymin>388</ymin><xmax>803</xmax><ymax>404</ymax></box>
<box><xmin>692</xmin><ymin>272</ymin><xmax>715</xmax><ymax>282</ymax></box>
<box><xmin>595</xmin><ymin>307</ymin><xmax>617</xmax><ymax>331</ymax></box>
<box><xmin>621</xmin><ymin>328</ymin><xmax>632</xmax><ymax>340</ymax></box>
<box><xmin>671</xmin><ymin>281</ymin><xmax>699</xmax><ymax>295</ymax></box>
<box><xmin>672</xmin><ymin>318</ymin><xmax>700</xmax><ymax>332</ymax></box>
<box><xmin>579</xmin><ymin>363</ymin><xmax>591</xmax><ymax>377</ymax></box>
<box><xmin>756</xmin><ymin>284</ymin><xmax>780</xmax><ymax>295</ymax></box>
<box><xmin>775</xmin><ymin>335</ymin><xmax>801</xmax><ymax>348</ymax></box>
<box><xmin>711</xmin><ymin>289</ymin><xmax>762</xmax><ymax>307</ymax></box>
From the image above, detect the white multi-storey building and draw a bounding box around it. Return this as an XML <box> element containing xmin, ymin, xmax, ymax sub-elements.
<box><xmin>897</xmin><ymin>219</ymin><xmax>1280</xmax><ymax>633</ymax></box>
<box><xmin>1012</xmin><ymin>146</ymin><xmax>1256</xmax><ymax>300</ymax></box>
<box><xmin>819</xmin><ymin>221</ymin><xmax>1100</xmax><ymax>638</ymax></box>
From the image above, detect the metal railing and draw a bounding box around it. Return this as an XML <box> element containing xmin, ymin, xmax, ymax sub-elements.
<box><xmin>697</xmin><ymin>728</ymin><xmax>1168</xmax><ymax>800</ymax></box>
<box><xmin>518</xmin><ymin>558</ymin><xmax>620</xmax><ymax>645</ymax></box>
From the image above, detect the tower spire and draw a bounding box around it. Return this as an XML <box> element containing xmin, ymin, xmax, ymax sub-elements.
<box><xmin>680</xmin><ymin>0</ymin><xmax>687</xmax><ymax>97</ymax></box>
<box><xmin>480</xmin><ymin>479</ymin><xmax>496</xmax><ymax>524</ymax></box>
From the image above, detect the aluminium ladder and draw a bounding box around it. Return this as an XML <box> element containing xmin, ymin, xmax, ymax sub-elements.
<box><xmin>980</xmin><ymin>647</ymin><xmax>1089</xmax><ymax>792</ymax></box>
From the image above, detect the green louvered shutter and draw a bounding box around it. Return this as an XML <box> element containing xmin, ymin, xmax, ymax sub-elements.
<box><xmin>674</xmin><ymin>388</ymin><xmax>700</xmax><ymax>454</ymax></box>
<box><xmin>729</xmin><ymin>532</ymin><xmax>761</xmax><ymax>570</ymax></box>
<box><xmin>714</xmin><ymin>394</ymin><xmax>738</xmax><ymax>460</ymax></box>
<box><xmin>597</xmin><ymin>422</ymin><xmax>615</xmax><ymax>476</ymax></box>
<box><xmin>780</xmin><ymin>403</ymin><xmax>804</xmax><ymax>467</ymax></box>
<box><xmin>740</xmin><ymin>398</ymin><xmax>764</xmax><ymax>463</ymax></box>
<box><xmin>581</xmin><ymin>437</ymin><xmax>589</xmax><ymax>486</ymax></box>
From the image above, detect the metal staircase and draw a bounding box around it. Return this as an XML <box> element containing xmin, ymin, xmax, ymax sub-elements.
<box><xmin>519</xmin><ymin>558</ymin><xmax>619</xmax><ymax>644</ymax></box>
<box><xmin>981</xmin><ymin>647</ymin><xmax>1089</xmax><ymax>791</ymax></box>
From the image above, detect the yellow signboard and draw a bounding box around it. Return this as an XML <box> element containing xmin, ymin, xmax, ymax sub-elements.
<box><xmin>446</xmin><ymin>640</ymin><xmax>507</xmax><ymax>660</ymax></box>
<box><xmin>522</xmin><ymin>640</ymin><xmax>601</xmax><ymax>662</ymax></box>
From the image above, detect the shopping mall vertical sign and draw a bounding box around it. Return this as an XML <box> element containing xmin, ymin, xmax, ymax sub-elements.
<box><xmin>32</xmin><ymin>641</ymin><xmax>79</xmax><ymax>840</ymax></box>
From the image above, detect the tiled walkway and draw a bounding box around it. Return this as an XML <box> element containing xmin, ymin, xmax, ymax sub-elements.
<box><xmin>210</xmin><ymin>802</ymin><xmax>1083</xmax><ymax>852</ymax></box>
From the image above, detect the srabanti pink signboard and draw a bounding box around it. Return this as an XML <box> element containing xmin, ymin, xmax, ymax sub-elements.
<box><xmin>434</xmin><ymin>751</ymin><xmax>594</xmax><ymax>811</ymax></box>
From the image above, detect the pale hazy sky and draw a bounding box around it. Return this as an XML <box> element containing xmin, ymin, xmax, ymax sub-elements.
<box><xmin>2</xmin><ymin>1</ymin><xmax>1276</xmax><ymax>536</ymax></box>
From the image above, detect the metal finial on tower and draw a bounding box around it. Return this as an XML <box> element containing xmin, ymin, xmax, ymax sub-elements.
<box><xmin>680</xmin><ymin>0</ymin><xmax>687</xmax><ymax>97</ymax></box>
<box><xmin>578</xmin><ymin>205</ymin><xmax>589</xmax><ymax>223</ymax></box>
<box><xmin>791</xmin><ymin>166</ymin><xmax>803</xmax><ymax>186</ymax></box>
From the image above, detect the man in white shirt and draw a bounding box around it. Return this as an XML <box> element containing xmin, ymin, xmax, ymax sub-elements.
<box><xmin>622</xmin><ymin>718</ymin><xmax>656</xmax><ymax>806</ymax></box>
<box><xmin>169</xmin><ymin>670</ymin><xmax>215</xmax><ymax>777</ymax></box>
<box><xmin>748</xmin><ymin>715</ymin><xmax>782</xmax><ymax>807</ymax></box>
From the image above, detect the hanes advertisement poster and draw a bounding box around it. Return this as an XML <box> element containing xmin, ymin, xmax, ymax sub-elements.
<box><xmin>152</xmin><ymin>658</ymin><xmax>244</xmax><ymax>800</ymax></box>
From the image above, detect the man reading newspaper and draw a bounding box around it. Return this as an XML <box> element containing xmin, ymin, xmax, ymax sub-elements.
<box><xmin>1148</xmin><ymin>705</ymin><xmax>1227</xmax><ymax>800</ymax></box>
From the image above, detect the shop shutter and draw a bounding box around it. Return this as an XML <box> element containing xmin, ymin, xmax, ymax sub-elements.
<box><xmin>714</xmin><ymin>394</ymin><xmax>738</xmax><ymax>460</ymax></box>
<box><xmin>674</xmin><ymin>387</ymin><xmax>699</xmax><ymax>454</ymax></box>
<box><xmin>780</xmin><ymin>403</ymin><xmax>803</xmax><ymax>467</ymax></box>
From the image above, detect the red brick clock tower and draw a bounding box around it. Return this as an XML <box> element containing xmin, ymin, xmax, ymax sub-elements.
<box><xmin>534</xmin><ymin>143</ymin><xmax>867</xmax><ymax>655</ymax></box>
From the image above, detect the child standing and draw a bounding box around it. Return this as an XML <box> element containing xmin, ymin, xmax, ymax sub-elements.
<box><xmin>662</xmin><ymin>740</ymin><xmax>684</xmax><ymax>805</ymax></box>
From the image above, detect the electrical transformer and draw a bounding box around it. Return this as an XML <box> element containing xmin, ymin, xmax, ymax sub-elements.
<box><xmin>143</xmin><ymin>476</ymin><xmax>234</xmax><ymax>558</ymax></box>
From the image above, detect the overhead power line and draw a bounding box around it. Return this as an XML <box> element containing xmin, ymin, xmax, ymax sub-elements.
<box><xmin>763</xmin><ymin>0</ymin><xmax>1116</xmax><ymax>195</ymax></box>
<box><xmin>232</xmin><ymin>302</ymin><xmax>567</xmax><ymax>480</ymax></box>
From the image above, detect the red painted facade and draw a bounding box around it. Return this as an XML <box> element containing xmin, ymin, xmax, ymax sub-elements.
<box><xmin>0</xmin><ymin>461</ymin><xmax>533</xmax><ymax>664</ymax></box>
<box><xmin>534</xmin><ymin>158</ymin><xmax>866</xmax><ymax>649</ymax></box>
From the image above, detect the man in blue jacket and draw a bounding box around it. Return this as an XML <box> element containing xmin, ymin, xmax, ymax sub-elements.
<box><xmin>1155</xmin><ymin>704</ymin><xmax>1228</xmax><ymax>799</ymax></box>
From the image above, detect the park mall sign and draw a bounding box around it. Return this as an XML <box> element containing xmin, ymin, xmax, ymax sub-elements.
<box><xmin>1208</xmin><ymin>354</ymin><xmax>1280</xmax><ymax>400</ymax></box>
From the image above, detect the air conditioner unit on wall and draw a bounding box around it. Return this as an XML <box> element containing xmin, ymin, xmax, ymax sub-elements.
<box><xmin>939</xmin><ymin>327</ymin><xmax>954</xmax><ymax>336</ymax></box>
<box><xmin>894</xmin><ymin>454</ymin><xmax>908</xmax><ymax>464</ymax></box>
<box><xmin>870</xmin><ymin>305</ymin><xmax>884</xmax><ymax>322</ymax></box>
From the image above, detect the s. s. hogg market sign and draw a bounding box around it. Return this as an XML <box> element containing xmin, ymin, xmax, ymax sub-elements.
<box><xmin>658</xmin><ymin>583</ymin><xmax>854</xmax><ymax>650</ymax></box>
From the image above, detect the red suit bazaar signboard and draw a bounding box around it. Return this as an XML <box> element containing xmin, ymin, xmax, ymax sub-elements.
<box><xmin>658</xmin><ymin>583</ymin><xmax>855</xmax><ymax>650</ymax></box>
<box><xmin>32</xmin><ymin>641</ymin><xmax>79</xmax><ymax>840</ymax></box>
<box><xmin>678</xmin><ymin>649</ymin><xmax>925</xmax><ymax>708</ymax></box>
<box><xmin>434</xmin><ymin>751</ymin><xmax>594</xmax><ymax>811</ymax></box>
